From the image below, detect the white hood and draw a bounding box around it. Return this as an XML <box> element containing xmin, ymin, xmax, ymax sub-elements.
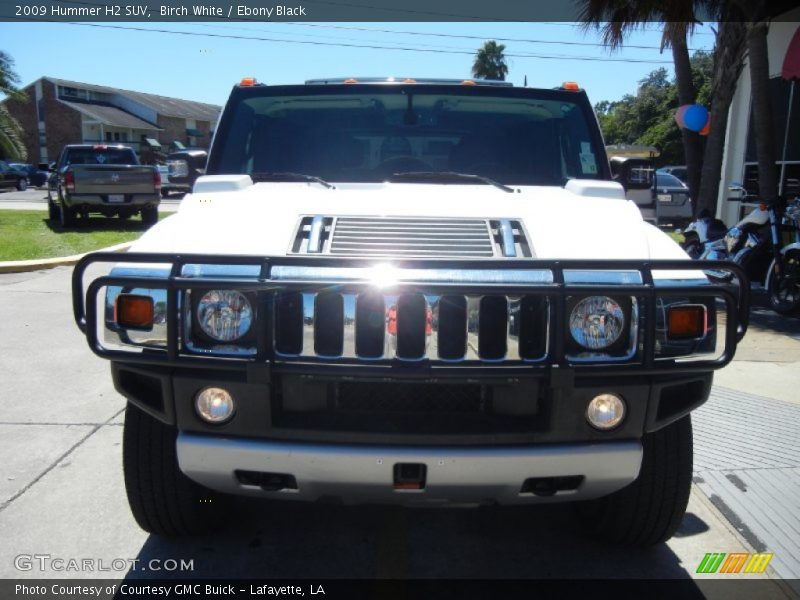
<box><xmin>131</xmin><ymin>179</ymin><xmax>688</xmax><ymax>261</ymax></box>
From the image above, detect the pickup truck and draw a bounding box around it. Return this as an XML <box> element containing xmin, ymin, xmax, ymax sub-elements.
<box><xmin>72</xmin><ymin>77</ymin><xmax>749</xmax><ymax>547</ymax></box>
<box><xmin>47</xmin><ymin>144</ymin><xmax>161</xmax><ymax>227</ymax></box>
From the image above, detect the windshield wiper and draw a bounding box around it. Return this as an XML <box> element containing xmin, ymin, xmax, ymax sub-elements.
<box><xmin>250</xmin><ymin>172</ymin><xmax>335</xmax><ymax>189</ymax></box>
<box><xmin>388</xmin><ymin>171</ymin><xmax>515</xmax><ymax>193</ymax></box>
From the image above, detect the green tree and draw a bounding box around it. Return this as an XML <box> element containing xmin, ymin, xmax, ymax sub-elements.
<box><xmin>0</xmin><ymin>50</ymin><xmax>26</xmax><ymax>160</ymax></box>
<box><xmin>580</xmin><ymin>0</ymin><xmax>749</xmax><ymax>217</ymax></box>
<box><xmin>594</xmin><ymin>52</ymin><xmax>713</xmax><ymax>167</ymax></box>
<box><xmin>472</xmin><ymin>41</ymin><xmax>509</xmax><ymax>81</ymax></box>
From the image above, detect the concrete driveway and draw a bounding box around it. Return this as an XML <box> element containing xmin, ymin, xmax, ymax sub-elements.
<box><xmin>0</xmin><ymin>266</ymin><xmax>795</xmax><ymax>596</ymax></box>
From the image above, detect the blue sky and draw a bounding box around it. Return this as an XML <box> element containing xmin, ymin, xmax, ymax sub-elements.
<box><xmin>0</xmin><ymin>21</ymin><xmax>716</xmax><ymax>107</ymax></box>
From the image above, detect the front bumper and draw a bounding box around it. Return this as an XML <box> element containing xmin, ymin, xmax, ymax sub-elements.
<box><xmin>177</xmin><ymin>434</ymin><xmax>642</xmax><ymax>505</ymax></box>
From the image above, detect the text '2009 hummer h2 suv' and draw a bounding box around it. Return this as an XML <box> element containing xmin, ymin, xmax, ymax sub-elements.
<box><xmin>73</xmin><ymin>77</ymin><xmax>749</xmax><ymax>547</ymax></box>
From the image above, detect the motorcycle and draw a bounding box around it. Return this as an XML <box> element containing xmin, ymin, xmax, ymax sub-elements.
<box><xmin>681</xmin><ymin>190</ymin><xmax>774</xmax><ymax>283</ymax></box>
<box><xmin>766</xmin><ymin>196</ymin><xmax>800</xmax><ymax>314</ymax></box>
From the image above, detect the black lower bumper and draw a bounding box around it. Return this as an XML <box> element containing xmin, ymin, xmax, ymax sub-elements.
<box><xmin>112</xmin><ymin>361</ymin><xmax>712</xmax><ymax>446</ymax></box>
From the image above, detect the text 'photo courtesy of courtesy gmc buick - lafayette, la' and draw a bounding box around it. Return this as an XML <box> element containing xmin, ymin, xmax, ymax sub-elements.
<box><xmin>72</xmin><ymin>78</ymin><xmax>750</xmax><ymax>547</ymax></box>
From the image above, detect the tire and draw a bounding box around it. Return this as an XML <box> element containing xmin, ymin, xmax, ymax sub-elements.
<box><xmin>161</xmin><ymin>188</ymin><xmax>170</xmax><ymax>199</ymax></box>
<box><xmin>59</xmin><ymin>199</ymin><xmax>77</xmax><ymax>228</ymax></box>
<box><xmin>767</xmin><ymin>250</ymin><xmax>800</xmax><ymax>315</ymax></box>
<box><xmin>123</xmin><ymin>403</ymin><xmax>228</xmax><ymax>536</ymax></box>
<box><xmin>48</xmin><ymin>198</ymin><xmax>58</xmax><ymax>221</ymax></box>
<box><xmin>577</xmin><ymin>416</ymin><xmax>693</xmax><ymax>547</ymax></box>
<box><xmin>141</xmin><ymin>206</ymin><xmax>158</xmax><ymax>226</ymax></box>
<box><xmin>17</xmin><ymin>177</ymin><xmax>28</xmax><ymax>191</ymax></box>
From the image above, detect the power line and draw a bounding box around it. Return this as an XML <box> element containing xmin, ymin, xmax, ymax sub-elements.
<box><xmin>64</xmin><ymin>22</ymin><xmax>675</xmax><ymax>64</ymax></box>
<box><xmin>279</xmin><ymin>22</ymin><xmax>707</xmax><ymax>52</ymax></box>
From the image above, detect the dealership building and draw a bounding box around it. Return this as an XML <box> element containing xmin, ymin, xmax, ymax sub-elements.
<box><xmin>2</xmin><ymin>77</ymin><xmax>221</xmax><ymax>163</ymax></box>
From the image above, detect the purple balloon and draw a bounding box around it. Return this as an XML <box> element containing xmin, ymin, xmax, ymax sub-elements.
<box><xmin>684</xmin><ymin>104</ymin><xmax>709</xmax><ymax>132</ymax></box>
<box><xmin>675</xmin><ymin>104</ymin><xmax>690</xmax><ymax>128</ymax></box>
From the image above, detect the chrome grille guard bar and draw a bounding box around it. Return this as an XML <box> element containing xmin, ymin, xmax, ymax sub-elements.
<box><xmin>72</xmin><ymin>253</ymin><xmax>749</xmax><ymax>375</ymax></box>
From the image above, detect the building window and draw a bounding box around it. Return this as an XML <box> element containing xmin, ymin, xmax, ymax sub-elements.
<box><xmin>36</xmin><ymin>98</ymin><xmax>45</xmax><ymax>122</ymax></box>
<box><xmin>38</xmin><ymin>132</ymin><xmax>47</xmax><ymax>146</ymax></box>
<box><xmin>105</xmin><ymin>132</ymin><xmax>112</xmax><ymax>142</ymax></box>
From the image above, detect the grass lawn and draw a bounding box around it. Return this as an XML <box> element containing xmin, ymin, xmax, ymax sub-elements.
<box><xmin>0</xmin><ymin>210</ymin><xmax>165</xmax><ymax>261</ymax></box>
<box><xmin>666</xmin><ymin>230</ymin><xmax>685</xmax><ymax>244</ymax></box>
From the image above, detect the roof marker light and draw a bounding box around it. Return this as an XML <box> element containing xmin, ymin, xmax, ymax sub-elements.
<box><xmin>344</xmin><ymin>78</ymin><xmax>358</xmax><ymax>84</ymax></box>
<box><xmin>562</xmin><ymin>81</ymin><xmax>581</xmax><ymax>91</ymax></box>
<box><xmin>461</xmin><ymin>80</ymin><xmax>477</xmax><ymax>86</ymax></box>
<box><xmin>240</xmin><ymin>77</ymin><xmax>257</xmax><ymax>87</ymax></box>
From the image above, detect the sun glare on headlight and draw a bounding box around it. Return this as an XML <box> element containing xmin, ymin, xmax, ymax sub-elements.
<box><xmin>196</xmin><ymin>290</ymin><xmax>253</xmax><ymax>342</ymax></box>
<box><xmin>569</xmin><ymin>296</ymin><xmax>625</xmax><ymax>350</ymax></box>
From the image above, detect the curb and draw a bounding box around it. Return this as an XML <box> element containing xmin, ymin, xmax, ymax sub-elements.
<box><xmin>0</xmin><ymin>241</ymin><xmax>133</xmax><ymax>274</ymax></box>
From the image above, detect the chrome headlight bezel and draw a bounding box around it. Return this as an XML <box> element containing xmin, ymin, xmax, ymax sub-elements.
<box><xmin>566</xmin><ymin>295</ymin><xmax>637</xmax><ymax>361</ymax></box>
<box><xmin>186</xmin><ymin>289</ymin><xmax>258</xmax><ymax>355</ymax></box>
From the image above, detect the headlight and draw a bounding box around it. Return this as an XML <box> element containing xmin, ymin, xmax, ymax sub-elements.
<box><xmin>569</xmin><ymin>296</ymin><xmax>625</xmax><ymax>350</ymax></box>
<box><xmin>196</xmin><ymin>290</ymin><xmax>253</xmax><ymax>342</ymax></box>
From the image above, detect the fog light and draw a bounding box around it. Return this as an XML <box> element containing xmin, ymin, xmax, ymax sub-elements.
<box><xmin>195</xmin><ymin>387</ymin><xmax>235</xmax><ymax>424</ymax></box>
<box><xmin>586</xmin><ymin>393</ymin><xmax>626</xmax><ymax>430</ymax></box>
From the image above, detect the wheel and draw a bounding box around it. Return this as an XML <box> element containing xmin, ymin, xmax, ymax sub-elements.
<box><xmin>48</xmin><ymin>198</ymin><xmax>58</xmax><ymax>221</ymax></box>
<box><xmin>123</xmin><ymin>403</ymin><xmax>227</xmax><ymax>536</ymax></box>
<box><xmin>59</xmin><ymin>199</ymin><xmax>77</xmax><ymax>228</ymax></box>
<box><xmin>577</xmin><ymin>415</ymin><xmax>693</xmax><ymax>547</ymax></box>
<box><xmin>141</xmin><ymin>206</ymin><xmax>158</xmax><ymax>226</ymax></box>
<box><xmin>767</xmin><ymin>250</ymin><xmax>800</xmax><ymax>315</ymax></box>
<box><xmin>161</xmin><ymin>188</ymin><xmax>170</xmax><ymax>198</ymax></box>
<box><xmin>16</xmin><ymin>177</ymin><xmax>28</xmax><ymax>191</ymax></box>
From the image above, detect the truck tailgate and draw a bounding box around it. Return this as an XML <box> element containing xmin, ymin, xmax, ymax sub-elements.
<box><xmin>72</xmin><ymin>165</ymin><xmax>156</xmax><ymax>195</ymax></box>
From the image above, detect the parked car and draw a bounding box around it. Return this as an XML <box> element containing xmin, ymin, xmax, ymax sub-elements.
<box><xmin>8</xmin><ymin>162</ymin><xmax>49</xmax><ymax>188</ymax></box>
<box><xmin>47</xmin><ymin>144</ymin><xmax>161</xmax><ymax>227</ymax></box>
<box><xmin>72</xmin><ymin>77</ymin><xmax>749</xmax><ymax>547</ymax></box>
<box><xmin>657</xmin><ymin>165</ymin><xmax>688</xmax><ymax>185</ymax></box>
<box><xmin>0</xmin><ymin>160</ymin><xmax>29</xmax><ymax>191</ymax></box>
<box><xmin>610</xmin><ymin>157</ymin><xmax>692</xmax><ymax>227</ymax></box>
<box><xmin>163</xmin><ymin>149</ymin><xmax>207</xmax><ymax>196</ymax></box>
<box><xmin>653</xmin><ymin>172</ymin><xmax>693</xmax><ymax>228</ymax></box>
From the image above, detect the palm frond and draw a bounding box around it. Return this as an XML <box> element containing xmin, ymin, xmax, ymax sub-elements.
<box><xmin>0</xmin><ymin>104</ymin><xmax>27</xmax><ymax>160</ymax></box>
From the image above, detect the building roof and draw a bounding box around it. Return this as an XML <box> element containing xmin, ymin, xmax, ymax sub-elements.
<box><xmin>44</xmin><ymin>77</ymin><xmax>221</xmax><ymax>122</ymax></box>
<box><xmin>61</xmin><ymin>100</ymin><xmax>162</xmax><ymax>130</ymax></box>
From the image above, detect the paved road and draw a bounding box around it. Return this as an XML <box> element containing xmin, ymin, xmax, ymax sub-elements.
<box><xmin>0</xmin><ymin>267</ymin><xmax>795</xmax><ymax>596</ymax></box>
<box><xmin>0</xmin><ymin>188</ymin><xmax>182</xmax><ymax>212</ymax></box>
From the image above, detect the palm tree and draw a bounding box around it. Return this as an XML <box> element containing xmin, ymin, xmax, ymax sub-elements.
<box><xmin>580</xmin><ymin>0</ymin><xmax>748</xmax><ymax>218</ymax></box>
<box><xmin>472</xmin><ymin>41</ymin><xmax>509</xmax><ymax>81</ymax></box>
<box><xmin>744</xmin><ymin>4</ymin><xmax>777</xmax><ymax>206</ymax></box>
<box><xmin>0</xmin><ymin>50</ymin><xmax>27</xmax><ymax>160</ymax></box>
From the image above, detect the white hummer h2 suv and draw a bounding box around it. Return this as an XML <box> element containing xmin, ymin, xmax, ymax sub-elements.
<box><xmin>72</xmin><ymin>77</ymin><xmax>749</xmax><ymax>546</ymax></box>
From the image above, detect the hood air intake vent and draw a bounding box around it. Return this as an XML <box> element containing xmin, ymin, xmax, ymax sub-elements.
<box><xmin>290</xmin><ymin>216</ymin><xmax>532</xmax><ymax>258</ymax></box>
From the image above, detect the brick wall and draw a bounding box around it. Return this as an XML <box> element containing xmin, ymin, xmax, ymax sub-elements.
<box><xmin>41</xmin><ymin>81</ymin><xmax>82</xmax><ymax>161</ymax></box>
<box><xmin>157</xmin><ymin>115</ymin><xmax>188</xmax><ymax>149</ymax></box>
<box><xmin>4</xmin><ymin>80</ymin><xmax>83</xmax><ymax>163</ymax></box>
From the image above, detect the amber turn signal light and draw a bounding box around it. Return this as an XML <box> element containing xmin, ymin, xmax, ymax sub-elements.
<box><xmin>667</xmin><ymin>305</ymin><xmax>706</xmax><ymax>340</ymax></box>
<box><xmin>116</xmin><ymin>294</ymin><xmax>154</xmax><ymax>330</ymax></box>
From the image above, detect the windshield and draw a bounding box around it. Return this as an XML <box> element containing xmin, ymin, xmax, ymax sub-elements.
<box><xmin>657</xmin><ymin>173</ymin><xmax>686</xmax><ymax>188</ymax></box>
<box><xmin>211</xmin><ymin>86</ymin><xmax>607</xmax><ymax>186</ymax></box>
<box><xmin>65</xmin><ymin>148</ymin><xmax>137</xmax><ymax>166</ymax></box>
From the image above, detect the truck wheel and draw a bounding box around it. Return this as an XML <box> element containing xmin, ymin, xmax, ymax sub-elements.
<box><xmin>577</xmin><ymin>415</ymin><xmax>692</xmax><ymax>547</ymax></box>
<box><xmin>141</xmin><ymin>206</ymin><xmax>158</xmax><ymax>226</ymax></box>
<box><xmin>17</xmin><ymin>177</ymin><xmax>28</xmax><ymax>191</ymax></box>
<box><xmin>59</xmin><ymin>201</ymin><xmax>77</xmax><ymax>228</ymax></box>
<box><xmin>161</xmin><ymin>189</ymin><xmax>170</xmax><ymax>199</ymax></box>
<box><xmin>123</xmin><ymin>403</ymin><xmax>228</xmax><ymax>536</ymax></box>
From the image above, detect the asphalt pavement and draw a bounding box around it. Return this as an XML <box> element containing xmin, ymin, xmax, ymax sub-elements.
<box><xmin>0</xmin><ymin>266</ymin><xmax>797</xmax><ymax>596</ymax></box>
<box><xmin>0</xmin><ymin>188</ymin><xmax>182</xmax><ymax>211</ymax></box>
